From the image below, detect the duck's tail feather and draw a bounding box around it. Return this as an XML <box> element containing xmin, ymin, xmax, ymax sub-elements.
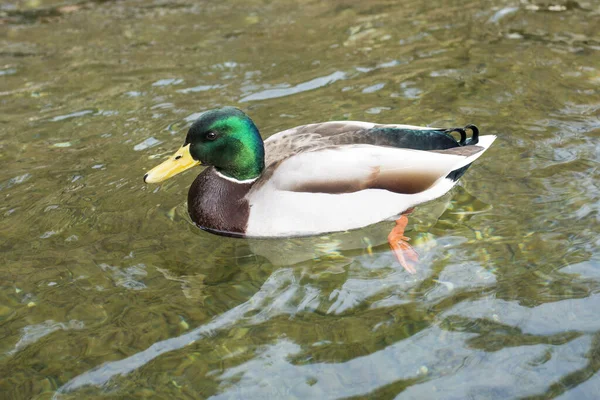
<box><xmin>445</xmin><ymin>134</ymin><xmax>496</xmax><ymax>181</ymax></box>
<box><xmin>444</xmin><ymin>124</ymin><xmax>479</xmax><ymax>146</ymax></box>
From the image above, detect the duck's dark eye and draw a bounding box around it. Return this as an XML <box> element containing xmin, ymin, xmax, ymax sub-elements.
<box><xmin>206</xmin><ymin>131</ymin><xmax>217</xmax><ymax>141</ymax></box>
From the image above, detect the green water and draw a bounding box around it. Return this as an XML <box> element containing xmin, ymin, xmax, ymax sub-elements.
<box><xmin>1</xmin><ymin>0</ymin><xmax>600</xmax><ymax>398</ymax></box>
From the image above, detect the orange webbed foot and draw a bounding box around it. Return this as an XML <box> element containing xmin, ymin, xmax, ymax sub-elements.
<box><xmin>387</xmin><ymin>213</ymin><xmax>419</xmax><ymax>274</ymax></box>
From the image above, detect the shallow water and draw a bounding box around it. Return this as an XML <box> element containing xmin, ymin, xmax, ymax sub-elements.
<box><xmin>1</xmin><ymin>0</ymin><xmax>600</xmax><ymax>398</ymax></box>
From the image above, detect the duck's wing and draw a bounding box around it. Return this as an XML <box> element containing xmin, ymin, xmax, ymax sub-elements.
<box><xmin>263</xmin><ymin>121</ymin><xmax>473</xmax><ymax>166</ymax></box>
<box><xmin>257</xmin><ymin>135</ymin><xmax>496</xmax><ymax>196</ymax></box>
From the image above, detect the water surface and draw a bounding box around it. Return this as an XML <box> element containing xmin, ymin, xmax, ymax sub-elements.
<box><xmin>1</xmin><ymin>0</ymin><xmax>600</xmax><ymax>398</ymax></box>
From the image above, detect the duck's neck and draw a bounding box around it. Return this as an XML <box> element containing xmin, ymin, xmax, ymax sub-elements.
<box><xmin>216</xmin><ymin>159</ymin><xmax>262</xmax><ymax>181</ymax></box>
<box><xmin>187</xmin><ymin>167</ymin><xmax>254</xmax><ymax>236</ymax></box>
<box><xmin>214</xmin><ymin>169</ymin><xmax>259</xmax><ymax>184</ymax></box>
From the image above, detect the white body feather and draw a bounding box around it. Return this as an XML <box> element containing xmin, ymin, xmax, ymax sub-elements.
<box><xmin>245</xmin><ymin>135</ymin><xmax>496</xmax><ymax>237</ymax></box>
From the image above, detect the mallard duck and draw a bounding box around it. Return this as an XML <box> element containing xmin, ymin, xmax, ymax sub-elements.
<box><xmin>144</xmin><ymin>107</ymin><xmax>496</xmax><ymax>273</ymax></box>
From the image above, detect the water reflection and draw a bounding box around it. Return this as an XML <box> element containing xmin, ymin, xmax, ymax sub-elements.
<box><xmin>56</xmin><ymin>268</ymin><xmax>300</xmax><ymax>394</ymax></box>
<box><xmin>55</xmin><ymin>192</ymin><xmax>499</xmax><ymax>395</ymax></box>
<box><xmin>54</xmin><ymin>248</ymin><xmax>598</xmax><ymax>398</ymax></box>
<box><xmin>208</xmin><ymin>332</ymin><xmax>591</xmax><ymax>400</ymax></box>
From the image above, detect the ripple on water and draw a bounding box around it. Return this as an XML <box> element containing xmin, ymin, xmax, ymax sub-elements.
<box><xmin>239</xmin><ymin>71</ymin><xmax>347</xmax><ymax>102</ymax></box>
<box><xmin>9</xmin><ymin>320</ymin><xmax>85</xmax><ymax>355</ymax></box>
<box><xmin>177</xmin><ymin>84</ymin><xmax>224</xmax><ymax>94</ymax></box>
<box><xmin>133</xmin><ymin>137</ymin><xmax>162</xmax><ymax>151</ymax></box>
<box><xmin>0</xmin><ymin>173</ymin><xmax>31</xmax><ymax>191</ymax></box>
<box><xmin>50</xmin><ymin>110</ymin><xmax>95</xmax><ymax>122</ymax></box>
<box><xmin>98</xmin><ymin>263</ymin><xmax>148</xmax><ymax>290</ymax></box>
<box><xmin>152</xmin><ymin>78</ymin><xmax>184</xmax><ymax>87</ymax></box>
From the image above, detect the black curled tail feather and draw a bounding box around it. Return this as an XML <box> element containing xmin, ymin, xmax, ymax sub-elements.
<box><xmin>464</xmin><ymin>124</ymin><xmax>479</xmax><ymax>145</ymax></box>
<box><xmin>444</xmin><ymin>124</ymin><xmax>480</xmax><ymax>181</ymax></box>
<box><xmin>446</xmin><ymin>127</ymin><xmax>467</xmax><ymax>145</ymax></box>
<box><xmin>444</xmin><ymin>124</ymin><xmax>479</xmax><ymax>146</ymax></box>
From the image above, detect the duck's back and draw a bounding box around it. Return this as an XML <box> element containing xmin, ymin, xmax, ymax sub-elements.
<box><xmin>263</xmin><ymin>121</ymin><xmax>469</xmax><ymax>166</ymax></box>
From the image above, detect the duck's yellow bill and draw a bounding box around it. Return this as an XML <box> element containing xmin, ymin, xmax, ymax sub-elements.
<box><xmin>144</xmin><ymin>144</ymin><xmax>200</xmax><ymax>183</ymax></box>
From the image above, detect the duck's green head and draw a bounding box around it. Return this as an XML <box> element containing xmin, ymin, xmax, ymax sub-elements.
<box><xmin>144</xmin><ymin>107</ymin><xmax>265</xmax><ymax>183</ymax></box>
